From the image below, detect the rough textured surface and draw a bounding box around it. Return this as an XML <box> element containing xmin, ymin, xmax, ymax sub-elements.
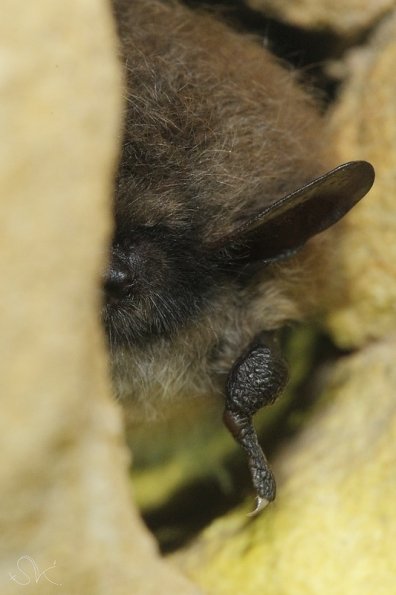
<box><xmin>325</xmin><ymin>11</ymin><xmax>396</xmax><ymax>347</ymax></box>
<box><xmin>0</xmin><ymin>1</ymin><xmax>201</xmax><ymax>593</ymax></box>
<box><xmin>176</xmin><ymin>338</ymin><xmax>396</xmax><ymax>595</ymax></box>
<box><xmin>245</xmin><ymin>0</ymin><xmax>393</xmax><ymax>36</ymax></box>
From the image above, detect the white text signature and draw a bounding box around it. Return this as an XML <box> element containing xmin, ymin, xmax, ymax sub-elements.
<box><xmin>9</xmin><ymin>555</ymin><xmax>62</xmax><ymax>587</ymax></box>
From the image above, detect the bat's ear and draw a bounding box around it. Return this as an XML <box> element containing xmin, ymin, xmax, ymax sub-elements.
<box><xmin>210</xmin><ymin>160</ymin><xmax>375</xmax><ymax>264</ymax></box>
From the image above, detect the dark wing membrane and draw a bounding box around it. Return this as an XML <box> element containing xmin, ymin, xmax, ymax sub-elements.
<box><xmin>210</xmin><ymin>160</ymin><xmax>375</xmax><ymax>263</ymax></box>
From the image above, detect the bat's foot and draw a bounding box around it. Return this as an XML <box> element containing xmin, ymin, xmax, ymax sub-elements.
<box><xmin>223</xmin><ymin>408</ymin><xmax>276</xmax><ymax>512</ymax></box>
<box><xmin>224</xmin><ymin>331</ymin><xmax>288</xmax><ymax>512</ymax></box>
<box><xmin>248</xmin><ymin>495</ymin><xmax>270</xmax><ymax>517</ymax></box>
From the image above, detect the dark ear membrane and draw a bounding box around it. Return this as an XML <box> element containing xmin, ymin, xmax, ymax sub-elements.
<box><xmin>211</xmin><ymin>160</ymin><xmax>375</xmax><ymax>263</ymax></box>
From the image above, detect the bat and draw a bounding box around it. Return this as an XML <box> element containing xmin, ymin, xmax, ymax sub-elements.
<box><xmin>104</xmin><ymin>0</ymin><xmax>375</xmax><ymax>514</ymax></box>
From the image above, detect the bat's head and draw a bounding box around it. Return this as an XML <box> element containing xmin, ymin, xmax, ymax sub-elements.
<box><xmin>102</xmin><ymin>161</ymin><xmax>374</xmax><ymax>350</ymax></box>
<box><xmin>102</xmin><ymin>224</ymin><xmax>217</xmax><ymax>347</ymax></box>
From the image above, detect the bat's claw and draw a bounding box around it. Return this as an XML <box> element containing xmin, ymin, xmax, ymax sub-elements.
<box><xmin>247</xmin><ymin>495</ymin><xmax>270</xmax><ymax>517</ymax></box>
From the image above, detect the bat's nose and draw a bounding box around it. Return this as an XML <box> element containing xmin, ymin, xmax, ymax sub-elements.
<box><xmin>103</xmin><ymin>264</ymin><xmax>132</xmax><ymax>301</ymax></box>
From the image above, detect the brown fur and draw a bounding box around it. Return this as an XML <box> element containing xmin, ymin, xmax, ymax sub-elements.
<box><xmin>112</xmin><ymin>0</ymin><xmax>331</xmax><ymax>233</ymax></box>
<box><xmin>108</xmin><ymin>0</ymin><xmax>336</xmax><ymax>417</ymax></box>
